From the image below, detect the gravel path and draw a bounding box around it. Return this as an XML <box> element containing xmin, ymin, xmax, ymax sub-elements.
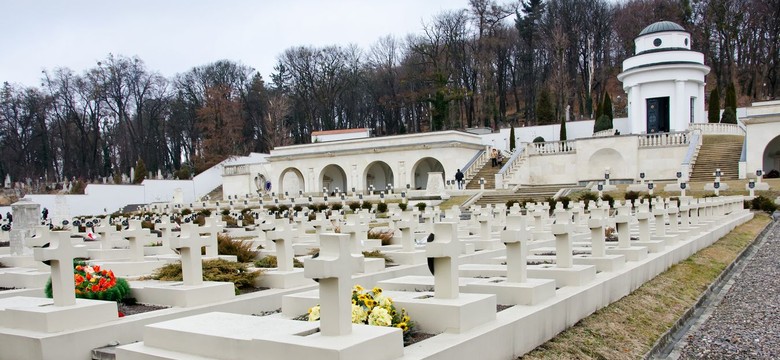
<box><xmin>676</xmin><ymin>220</ymin><xmax>780</xmax><ymax>359</ymax></box>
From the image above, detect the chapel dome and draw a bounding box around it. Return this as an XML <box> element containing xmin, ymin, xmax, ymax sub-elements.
<box><xmin>639</xmin><ymin>21</ymin><xmax>686</xmax><ymax>36</ymax></box>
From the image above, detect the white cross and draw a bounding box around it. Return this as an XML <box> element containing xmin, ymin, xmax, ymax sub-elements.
<box><xmin>266</xmin><ymin>221</ymin><xmax>295</xmax><ymax>272</ymax></box>
<box><xmin>124</xmin><ymin>220</ymin><xmax>150</xmax><ymax>261</ymax></box>
<box><xmin>501</xmin><ymin>215</ymin><xmax>528</xmax><ymax>283</ymax></box>
<box><xmin>303</xmin><ymin>233</ymin><xmax>356</xmax><ymax>336</ymax></box>
<box><xmin>426</xmin><ymin>222</ymin><xmax>461</xmax><ymax>299</ymax></box>
<box><xmin>170</xmin><ymin>223</ymin><xmax>211</xmax><ymax>286</ymax></box>
<box><xmin>33</xmin><ymin>231</ymin><xmax>87</xmax><ymax>306</ymax></box>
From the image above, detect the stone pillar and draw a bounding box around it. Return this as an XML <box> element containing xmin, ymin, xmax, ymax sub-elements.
<box><xmin>10</xmin><ymin>198</ymin><xmax>41</xmax><ymax>255</ymax></box>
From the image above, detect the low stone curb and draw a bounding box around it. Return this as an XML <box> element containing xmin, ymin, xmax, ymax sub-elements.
<box><xmin>643</xmin><ymin>214</ymin><xmax>776</xmax><ymax>359</ymax></box>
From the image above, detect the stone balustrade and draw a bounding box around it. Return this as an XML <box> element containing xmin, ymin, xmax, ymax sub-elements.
<box><xmin>638</xmin><ymin>131</ymin><xmax>689</xmax><ymax>147</ymax></box>
<box><xmin>688</xmin><ymin>122</ymin><xmax>745</xmax><ymax>136</ymax></box>
<box><xmin>528</xmin><ymin>140</ymin><xmax>577</xmax><ymax>155</ymax></box>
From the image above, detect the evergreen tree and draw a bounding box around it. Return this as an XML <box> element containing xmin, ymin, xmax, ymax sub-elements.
<box><xmin>133</xmin><ymin>158</ymin><xmax>147</xmax><ymax>184</ymax></box>
<box><xmin>509</xmin><ymin>127</ymin><xmax>516</xmax><ymax>151</ymax></box>
<box><xmin>602</xmin><ymin>92</ymin><xmax>613</xmax><ymax>121</ymax></box>
<box><xmin>559</xmin><ymin>115</ymin><xmax>567</xmax><ymax>141</ymax></box>
<box><xmin>593</xmin><ymin>114</ymin><xmax>612</xmax><ymax>133</ymax></box>
<box><xmin>725</xmin><ymin>82</ymin><xmax>737</xmax><ymax>110</ymax></box>
<box><xmin>721</xmin><ymin>107</ymin><xmax>737</xmax><ymax>124</ymax></box>
<box><xmin>536</xmin><ymin>89</ymin><xmax>554</xmax><ymax>124</ymax></box>
<box><xmin>708</xmin><ymin>88</ymin><xmax>720</xmax><ymax>123</ymax></box>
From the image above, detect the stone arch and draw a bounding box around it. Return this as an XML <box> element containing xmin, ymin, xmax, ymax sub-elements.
<box><xmin>278</xmin><ymin>167</ymin><xmax>305</xmax><ymax>195</ymax></box>
<box><xmin>364</xmin><ymin>161</ymin><xmax>394</xmax><ymax>191</ymax></box>
<box><xmin>411</xmin><ymin>157</ymin><xmax>445</xmax><ymax>190</ymax></box>
<box><xmin>762</xmin><ymin>135</ymin><xmax>780</xmax><ymax>174</ymax></box>
<box><xmin>587</xmin><ymin>148</ymin><xmax>627</xmax><ymax>180</ymax></box>
<box><xmin>320</xmin><ymin>164</ymin><xmax>348</xmax><ymax>194</ymax></box>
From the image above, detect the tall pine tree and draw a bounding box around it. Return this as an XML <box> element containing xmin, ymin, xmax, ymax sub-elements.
<box><xmin>708</xmin><ymin>87</ymin><xmax>720</xmax><ymax>123</ymax></box>
<box><xmin>559</xmin><ymin>115</ymin><xmax>567</xmax><ymax>141</ymax></box>
<box><xmin>509</xmin><ymin>126</ymin><xmax>516</xmax><ymax>151</ymax></box>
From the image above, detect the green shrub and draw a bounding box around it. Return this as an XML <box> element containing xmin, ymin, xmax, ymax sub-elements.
<box><xmin>751</xmin><ymin>196</ymin><xmax>777</xmax><ymax>214</ymax></box>
<box><xmin>377</xmin><ymin>202</ymin><xmax>388</xmax><ymax>213</ymax></box>
<box><xmin>181</xmin><ymin>208</ymin><xmax>192</xmax><ymax>216</ymax></box>
<box><xmin>217</xmin><ymin>234</ymin><xmax>259</xmax><ymax>262</ymax></box>
<box><xmin>578</xmin><ymin>192</ymin><xmax>599</xmax><ymax>209</ymax></box>
<box><xmin>199</xmin><ymin>209</ymin><xmax>212</xmax><ymax>217</ymax></box>
<box><xmin>593</xmin><ymin>114</ymin><xmax>612</xmax><ymax>133</ymax></box>
<box><xmin>221</xmin><ymin>209</ymin><xmax>230</xmax><ymax>216</ymax></box>
<box><xmin>330</xmin><ymin>203</ymin><xmax>343</xmax><ymax>211</ymax></box>
<box><xmin>265</xmin><ymin>205</ymin><xmax>279</xmax><ymax>214</ymax></box>
<box><xmin>240</xmin><ymin>209</ymin><xmax>255</xmax><ymax>226</ymax></box>
<box><xmin>152</xmin><ymin>259</ymin><xmax>260</xmax><ymax>292</ymax></box>
<box><xmin>361</xmin><ymin>201</ymin><xmax>373</xmax><ymax>210</ymax></box>
<box><xmin>398</xmin><ymin>203</ymin><xmax>408</xmax><ymax>211</ymax></box>
<box><xmin>293</xmin><ymin>205</ymin><xmax>303</xmax><ymax>212</ymax></box>
<box><xmin>368</xmin><ymin>228</ymin><xmax>394</xmax><ymax>246</ymax></box>
<box><xmin>624</xmin><ymin>191</ymin><xmax>641</xmax><ymax>205</ymax></box>
<box><xmin>533</xmin><ymin>136</ymin><xmax>545</xmax><ymax>143</ymax></box>
<box><xmin>278</xmin><ymin>204</ymin><xmax>290</xmax><ymax>213</ymax></box>
<box><xmin>362</xmin><ymin>250</ymin><xmax>394</xmax><ymax>264</ymax></box>
<box><xmin>175</xmin><ymin>167</ymin><xmax>190</xmax><ymax>180</ymax></box>
<box><xmin>601</xmin><ymin>194</ymin><xmax>615</xmax><ymax>208</ymax></box>
<box><xmin>720</xmin><ymin>107</ymin><xmax>737</xmax><ymax>124</ymax></box>
<box><xmin>557</xmin><ymin>196</ymin><xmax>571</xmax><ymax>209</ymax></box>
<box><xmin>254</xmin><ymin>255</ymin><xmax>303</xmax><ymax>268</ymax></box>
<box><xmin>415</xmin><ymin>202</ymin><xmax>427</xmax><ymax>211</ymax></box>
<box><xmin>222</xmin><ymin>215</ymin><xmax>237</xmax><ymax>227</ymax></box>
<box><xmin>348</xmin><ymin>202</ymin><xmax>361</xmax><ymax>212</ymax></box>
<box><xmin>506</xmin><ymin>199</ymin><xmax>520</xmax><ymax>208</ymax></box>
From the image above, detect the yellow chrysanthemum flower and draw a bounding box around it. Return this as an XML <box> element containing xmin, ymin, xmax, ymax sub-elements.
<box><xmin>307</xmin><ymin>306</ymin><xmax>320</xmax><ymax>322</ymax></box>
<box><xmin>368</xmin><ymin>307</ymin><xmax>393</xmax><ymax>327</ymax></box>
<box><xmin>372</xmin><ymin>287</ymin><xmax>382</xmax><ymax>294</ymax></box>
<box><xmin>351</xmin><ymin>304</ymin><xmax>368</xmax><ymax>323</ymax></box>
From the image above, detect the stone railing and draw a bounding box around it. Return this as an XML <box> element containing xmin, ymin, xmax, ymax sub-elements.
<box><xmin>638</xmin><ymin>131</ymin><xmax>689</xmax><ymax>147</ymax></box>
<box><xmin>223</xmin><ymin>165</ymin><xmax>249</xmax><ymax>176</ymax></box>
<box><xmin>495</xmin><ymin>146</ymin><xmax>527</xmax><ymax>189</ymax></box>
<box><xmin>528</xmin><ymin>140</ymin><xmax>577</xmax><ymax>155</ymax></box>
<box><xmin>463</xmin><ymin>148</ymin><xmax>488</xmax><ymax>181</ymax></box>
<box><xmin>593</xmin><ymin>128</ymin><xmax>618</xmax><ymax>137</ymax></box>
<box><xmin>688</xmin><ymin>122</ymin><xmax>745</xmax><ymax>136</ymax></box>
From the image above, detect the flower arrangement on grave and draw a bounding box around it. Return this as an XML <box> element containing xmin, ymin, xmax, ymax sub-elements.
<box><xmin>45</xmin><ymin>261</ymin><xmax>130</xmax><ymax>302</ymax></box>
<box><xmin>308</xmin><ymin>285</ymin><xmax>413</xmax><ymax>335</ymax></box>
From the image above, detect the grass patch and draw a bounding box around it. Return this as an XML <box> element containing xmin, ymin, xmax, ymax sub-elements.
<box><xmin>520</xmin><ymin>213</ymin><xmax>771</xmax><ymax>360</ymax></box>
<box><xmin>152</xmin><ymin>259</ymin><xmax>261</xmax><ymax>293</ymax></box>
<box><xmin>254</xmin><ymin>255</ymin><xmax>303</xmax><ymax>268</ymax></box>
<box><xmin>438</xmin><ymin>196</ymin><xmax>470</xmax><ymax>209</ymax></box>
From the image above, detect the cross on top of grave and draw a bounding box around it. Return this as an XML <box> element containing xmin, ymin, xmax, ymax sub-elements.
<box><xmin>266</xmin><ymin>221</ymin><xmax>296</xmax><ymax>271</ymax></box>
<box><xmin>303</xmin><ymin>233</ymin><xmax>356</xmax><ymax>336</ymax></box>
<box><xmin>502</xmin><ymin>214</ymin><xmax>528</xmax><ymax>283</ymax></box>
<box><xmin>33</xmin><ymin>231</ymin><xmax>88</xmax><ymax>306</ymax></box>
<box><xmin>170</xmin><ymin>223</ymin><xmax>211</xmax><ymax>286</ymax></box>
<box><xmin>427</xmin><ymin>222</ymin><xmax>461</xmax><ymax>299</ymax></box>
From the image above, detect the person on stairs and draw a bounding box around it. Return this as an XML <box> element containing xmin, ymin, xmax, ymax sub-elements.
<box><xmin>491</xmin><ymin>148</ymin><xmax>498</xmax><ymax>167</ymax></box>
<box><xmin>455</xmin><ymin>169</ymin><xmax>464</xmax><ymax>189</ymax></box>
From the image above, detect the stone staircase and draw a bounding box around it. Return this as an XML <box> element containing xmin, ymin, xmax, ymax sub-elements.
<box><xmin>465</xmin><ymin>161</ymin><xmax>502</xmax><ymax>189</ymax></box>
<box><xmin>689</xmin><ymin>135</ymin><xmax>744</xmax><ymax>182</ymax></box>
<box><xmin>471</xmin><ymin>184</ymin><xmax>574</xmax><ymax>207</ymax></box>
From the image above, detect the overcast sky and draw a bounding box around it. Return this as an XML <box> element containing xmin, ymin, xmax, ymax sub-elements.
<box><xmin>1</xmin><ymin>0</ymin><xmax>470</xmax><ymax>87</ymax></box>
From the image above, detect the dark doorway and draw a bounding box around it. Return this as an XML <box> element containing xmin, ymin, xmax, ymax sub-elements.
<box><xmin>646</xmin><ymin>97</ymin><xmax>670</xmax><ymax>133</ymax></box>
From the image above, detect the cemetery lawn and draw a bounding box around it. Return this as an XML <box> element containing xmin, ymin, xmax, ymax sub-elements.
<box><xmin>520</xmin><ymin>212</ymin><xmax>771</xmax><ymax>360</ymax></box>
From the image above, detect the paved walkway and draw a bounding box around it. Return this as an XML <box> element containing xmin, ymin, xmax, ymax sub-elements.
<box><xmin>670</xmin><ymin>220</ymin><xmax>780</xmax><ymax>359</ymax></box>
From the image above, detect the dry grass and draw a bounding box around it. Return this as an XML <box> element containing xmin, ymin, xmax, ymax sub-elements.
<box><xmin>439</xmin><ymin>196</ymin><xmax>471</xmax><ymax>209</ymax></box>
<box><xmin>520</xmin><ymin>213</ymin><xmax>771</xmax><ymax>360</ymax></box>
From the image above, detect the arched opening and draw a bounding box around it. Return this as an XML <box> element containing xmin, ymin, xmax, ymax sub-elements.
<box><xmin>278</xmin><ymin>167</ymin><xmax>305</xmax><ymax>195</ymax></box>
<box><xmin>364</xmin><ymin>161</ymin><xmax>394</xmax><ymax>191</ymax></box>
<box><xmin>320</xmin><ymin>164</ymin><xmax>348</xmax><ymax>194</ymax></box>
<box><xmin>412</xmin><ymin>157</ymin><xmax>445</xmax><ymax>190</ymax></box>
<box><xmin>762</xmin><ymin>135</ymin><xmax>780</xmax><ymax>175</ymax></box>
<box><xmin>587</xmin><ymin>148</ymin><xmax>627</xmax><ymax>180</ymax></box>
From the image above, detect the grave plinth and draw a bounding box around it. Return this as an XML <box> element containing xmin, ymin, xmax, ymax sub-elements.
<box><xmin>390</xmin><ymin>222</ymin><xmax>496</xmax><ymax>334</ymax></box>
<box><xmin>129</xmin><ymin>223</ymin><xmax>234</xmax><ymax>307</ymax></box>
<box><xmin>116</xmin><ymin>312</ymin><xmax>403</xmax><ymax>360</ymax></box>
<box><xmin>254</xmin><ymin>227</ymin><xmax>312</xmax><ymax>289</ymax></box>
<box><xmin>0</xmin><ymin>231</ymin><xmax>117</xmax><ymax>334</ymax></box>
<box><xmin>572</xmin><ymin>218</ymin><xmax>625</xmax><ymax>272</ymax></box>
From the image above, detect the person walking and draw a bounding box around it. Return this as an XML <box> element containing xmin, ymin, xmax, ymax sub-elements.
<box><xmin>491</xmin><ymin>148</ymin><xmax>498</xmax><ymax>167</ymax></box>
<box><xmin>455</xmin><ymin>169</ymin><xmax>464</xmax><ymax>189</ymax></box>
